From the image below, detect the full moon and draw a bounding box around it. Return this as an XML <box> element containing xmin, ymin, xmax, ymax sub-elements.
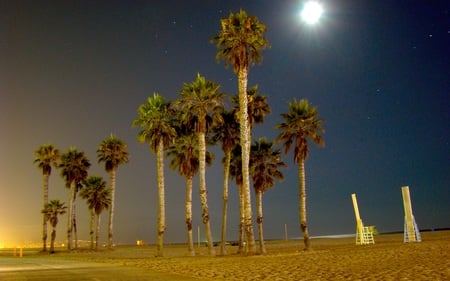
<box><xmin>301</xmin><ymin>1</ymin><xmax>323</xmax><ymax>24</ymax></box>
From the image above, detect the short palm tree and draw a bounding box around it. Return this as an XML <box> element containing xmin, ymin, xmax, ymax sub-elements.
<box><xmin>132</xmin><ymin>93</ymin><xmax>176</xmax><ymax>257</ymax></box>
<box><xmin>97</xmin><ymin>134</ymin><xmax>129</xmax><ymax>249</ymax></box>
<box><xmin>42</xmin><ymin>199</ymin><xmax>67</xmax><ymax>253</ymax></box>
<box><xmin>174</xmin><ymin>73</ymin><xmax>224</xmax><ymax>256</ymax></box>
<box><xmin>166</xmin><ymin>125</ymin><xmax>213</xmax><ymax>256</ymax></box>
<box><xmin>276</xmin><ymin>98</ymin><xmax>325</xmax><ymax>251</ymax></box>
<box><xmin>211</xmin><ymin>10</ymin><xmax>270</xmax><ymax>254</ymax></box>
<box><xmin>34</xmin><ymin>144</ymin><xmax>60</xmax><ymax>252</ymax></box>
<box><xmin>250</xmin><ymin>137</ymin><xmax>286</xmax><ymax>254</ymax></box>
<box><xmin>59</xmin><ymin>147</ymin><xmax>91</xmax><ymax>250</ymax></box>
<box><xmin>211</xmin><ymin>110</ymin><xmax>240</xmax><ymax>255</ymax></box>
<box><xmin>80</xmin><ymin>175</ymin><xmax>111</xmax><ymax>250</ymax></box>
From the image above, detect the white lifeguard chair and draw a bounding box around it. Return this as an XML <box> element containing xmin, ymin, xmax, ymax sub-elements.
<box><xmin>401</xmin><ymin>186</ymin><xmax>421</xmax><ymax>242</ymax></box>
<box><xmin>351</xmin><ymin>193</ymin><xmax>375</xmax><ymax>245</ymax></box>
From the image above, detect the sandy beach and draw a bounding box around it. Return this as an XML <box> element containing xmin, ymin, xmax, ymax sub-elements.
<box><xmin>3</xmin><ymin>231</ymin><xmax>449</xmax><ymax>280</ymax></box>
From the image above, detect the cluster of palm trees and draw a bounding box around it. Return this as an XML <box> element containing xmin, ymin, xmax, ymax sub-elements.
<box><xmin>35</xmin><ymin>134</ymin><xmax>129</xmax><ymax>253</ymax></box>
<box><xmin>131</xmin><ymin>10</ymin><xmax>325</xmax><ymax>256</ymax></box>
<box><xmin>35</xmin><ymin>9</ymin><xmax>325</xmax><ymax>256</ymax></box>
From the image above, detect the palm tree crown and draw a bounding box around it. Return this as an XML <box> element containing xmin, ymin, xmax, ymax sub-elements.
<box><xmin>276</xmin><ymin>98</ymin><xmax>325</xmax><ymax>162</ymax></box>
<box><xmin>132</xmin><ymin>93</ymin><xmax>176</xmax><ymax>151</ymax></box>
<box><xmin>80</xmin><ymin>175</ymin><xmax>111</xmax><ymax>215</ymax></box>
<box><xmin>59</xmin><ymin>147</ymin><xmax>91</xmax><ymax>188</ymax></box>
<box><xmin>97</xmin><ymin>134</ymin><xmax>129</xmax><ymax>172</ymax></box>
<box><xmin>34</xmin><ymin>144</ymin><xmax>60</xmax><ymax>176</ymax></box>
<box><xmin>250</xmin><ymin>137</ymin><xmax>286</xmax><ymax>194</ymax></box>
<box><xmin>211</xmin><ymin>9</ymin><xmax>270</xmax><ymax>73</ymax></box>
<box><xmin>42</xmin><ymin>200</ymin><xmax>67</xmax><ymax>229</ymax></box>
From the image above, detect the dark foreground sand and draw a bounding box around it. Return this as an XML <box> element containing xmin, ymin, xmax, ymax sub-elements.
<box><xmin>4</xmin><ymin>231</ymin><xmax>450</xmax><ymax>280</ymax></box>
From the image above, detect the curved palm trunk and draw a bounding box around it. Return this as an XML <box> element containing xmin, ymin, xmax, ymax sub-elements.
<box><xmin>42</xmin><ymin>173</ymin><xmax>49</xmax><ymax>252</ymax></box>
<box><xmin>219</xmin><ymin>149</ymin><xmax>231</xmax><ymax>255</ymax></box>
<box><xmin>238</xmin><ymin>68</ymin><xmax>256</xmax><ymax>254</ymax></box>
<box><xmin>185</xmin><ymin>176</ymin><xmax>195</xmax><ymax>256</ymax></box>
<box><xmin>298</xmin><ymin>158</ymin><xmax>310</xmax><ymax>251</ymax></box>
<box><xmin>198</xmin><ymin>131</ymin><xmax>215</xmax><ymax>256</ymax></box>
<box><xmin>89</xmin><ymin>209</ymin><xmax>95</xmax><ymax>250</ymax></box>
<box><xmin>256</xmin><ymin>190</ymin><xmax>266</xmax><ymax>254</ymax></box>
<box><xmin>95</xmin><ymin>214</ymin><xmax>101</xmax><ymax>250</ymax></box>
<box><xmin>66</xmin><ymin>182</ymin><xmax>75</xmax><ymax>250</ymax></box>
<box><xmin>156</xmin><ymin>140</ymin><xmax>166</xmax><ymax>257</ymax></box>
<box><xmin>107</xmin><ymin>168</ymin><xmax>117</xmax><ymax>249</ymax></box>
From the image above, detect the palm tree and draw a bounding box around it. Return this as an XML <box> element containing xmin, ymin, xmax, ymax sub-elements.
<box><xmin>211</xmin><ymin>110</ymin><xmax>240</xmax><ymax>255</ymax></box>
<box><xmin>276</xmin><ymin>98</ymin><xmax>325</xmax><ymax>251</ymax></box>
<box><xmin>80</xmin><ymin>175</ymin><xmax>111</xmax><ymax>250</ymax></box>
<box><xmin>166</xmin><ymin>126</ymin><xmax>214</xmax><ymax>256</ymax></box>
<box><xmin>250</xmin><ymin>137</ymin><xmax>286</xmax><ymax>254</ymax></box>
<box><xmin>42</xmin><ymin>199</ymin><xmax>67</xmax><ymax>253</ymax></box>
<box><xmin>59</xmin><ymin>147</ymin><xmax>91</xmax><ymax>250</ymax></box>
<box><xmin>34</xmin><ymin>144</ymin><xmax>60</xmax><ymax>252</ymax></box>
<box><xmin>97</xmin><ymin>134</ymin><xmax>129</xmax><ymax>249</ymax></box>
<box><xmin>132</xmin><ymin>93</ymin><xmax>176</xmax><ymax>257</ymax></box>
<box><xmin>211</xmin><ymin>9</ymin><xmax>270</xmax><ymax>254</ymax></box>
<box><xmin>174</xmin><ymin>73</ymin><xmax>224</xmax><ymax>256</ymax></box>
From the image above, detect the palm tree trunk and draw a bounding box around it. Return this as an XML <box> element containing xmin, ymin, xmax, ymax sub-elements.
<box><xmin>73</xmin><ymin>194</ymin><xmax>78</xmax><ymax>249</ymax></box>
<box><xmin>237</xmin><ymin>184</ymin><xmax>245</xmax><ymax>254</ymax></box>
<box><xmin>256</xmin><ymin>190</ymin><xmax>266</xmax><ymax>254</ymax></box>
<box><xmin>89</xmin><ymin>209</ymin><xmax>95</xmax><ymax>250</ymax></box>
<box><xmin>155</xmin><ymin>139</ymin><xmax>165</xmax><ymax>257</ymax></box>
<box><xmin>185</xmin><ymin>176</ymin><xmax>195</xmax><ymax>256</ymax></box>
<box><xmin>107</xmin><ymin>168</ymin><xmax>116</xmax><ymax>249</ymax></box>
<box><xmin>198</xmin><ymin>131</ymin><xmax>215</xmax><ymax>256</ymax></box>
<box><xmin>298</xmin><ymin>158</ymin><xmax>310</xmax><ymax>251</ymax></box>
<box><xmin>238</xmin><ymin>68</ymin><xmax>256</xmax><ymax>254</ymax></box>
<box><xmin>42</xmin><ymin>173</ymin><xmax>49</xmax><ymax>252</ymax></box>
<box><xmin>220</xmin><ymin>149</ymin><xmax>231</xmax><ymax>255</ymax></box>
<box><xmin>67</xmin><ymin>182</ymin><xmax>75</xmax><ymax>250</ymax></box>
<box><xmin>50</xmin><ymin>227</ymin><xmax>56</xmax><ymax>253</ymax></box>
<box><xmin>95</xmin><ymin>214</ymin><xmax>101</xmax><ymax>250</ymax></box>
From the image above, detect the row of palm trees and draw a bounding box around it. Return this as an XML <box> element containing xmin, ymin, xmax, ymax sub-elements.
<box><xmin>131</xmin><ymin>10</ymin><xmax>324</xmax><ymax>257</ymax></box>
<box><xmin>34</xmin><ymin>135</ymin><xmax>129</xmax><ymax>252</ymax></box>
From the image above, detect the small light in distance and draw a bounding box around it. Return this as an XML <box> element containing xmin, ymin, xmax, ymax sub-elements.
<box><xmin>301</xmin><ymin>1</ymin><xmax>323</xmax><ymax>25</ymax></box>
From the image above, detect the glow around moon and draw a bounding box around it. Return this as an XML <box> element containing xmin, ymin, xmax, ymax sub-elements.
<box><xmin>301</xmin><ymin>1</ymin><xmax>323</xmax><ymax>24</ymax></box>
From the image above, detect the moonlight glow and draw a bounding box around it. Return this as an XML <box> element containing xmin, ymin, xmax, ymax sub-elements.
<box><xmin>301</xmin><ymin>1</ymin><xmax>323</xmax><ymax>24</ymax></box>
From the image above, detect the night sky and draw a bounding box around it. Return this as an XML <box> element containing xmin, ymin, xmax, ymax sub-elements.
<box><xmin>1</xmin><ymin>1</ymin><xmax>449</xmax><ymax>247</ymax></box>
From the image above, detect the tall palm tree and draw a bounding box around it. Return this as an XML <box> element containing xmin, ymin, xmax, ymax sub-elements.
<box><xmin>132</xmin><ymin>93</ymin><xmax>176</xmax><ymax>257</ymax></box>
<box><xmin>211</xmin><ymin>9</ymin><xmax>270</xmax><ymax>254</ymax></box>
<box><xmin>59</xmin><ymin>147</ymin><xmax>91</xmax><ymax>250</ymax></box>
<box><xmin>34</xmin><ymin>144</ymin><xmax>60</xmax><ymax>252</ymax></box>
<box><xmin>42</xmin><ymin>199</ymin><xmax>67</xmax><ymax>253</ymax></box>
<box><xmin>174</xmin><ymin>73</ymin><xmax>224</xmax><ymax>256</ymax></box>
<box><xmin>276</xmin><ymin>98</ymin><xmax>325</xmax><ymax>251</ymax></box>
<box><xmin>97</xmin><ymin>134</ymin><xmax>129</xmax><ymax>249</ymax></box>
<box><xmin>250</xmin><ymin>137</ymin><xmax>286</xmax><ymax>254</ymax></box>
<box><xmin>211</xmin><ymin>110</ymin><xmax>240</xmax><ymax>255</ymax></box>
<box><xmin>166</xmin><ymin>127</ymin><xmax>214</xmax><ymax>256</ymax></box>
<box><xmin>80</xmin><ymin>175</ymin><xmax>111</xmax><ymax>250</ymax></box>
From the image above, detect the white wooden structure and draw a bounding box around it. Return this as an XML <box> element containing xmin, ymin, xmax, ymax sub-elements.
<box><xmin>401</xmin><ymin>186</ymin><xmax>421</xmax><ymax>242</ymax></box>
<box><xmin>351</xmin><ymin>193</ymin><xmax>374</xmax><ymax>245</ymax></box>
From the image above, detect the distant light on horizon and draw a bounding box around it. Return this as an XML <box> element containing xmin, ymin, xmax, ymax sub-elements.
<box><xmin>301</xmin><ymin>1</ymin><xmax>323</xmax><ymax>24</ymax></box>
